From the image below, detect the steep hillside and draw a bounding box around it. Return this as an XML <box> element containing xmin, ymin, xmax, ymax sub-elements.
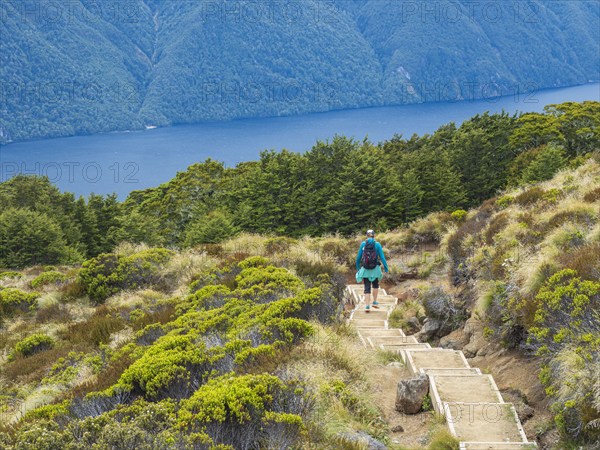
<box><xmin>1</xmin><ymin>0</ymin><xmax>598</xmax><ymax>143</ymax></box>
<box><xmin>379</xmin><ymin>157</ymin><xmax>600</xmax><ymax>446</ymax></box>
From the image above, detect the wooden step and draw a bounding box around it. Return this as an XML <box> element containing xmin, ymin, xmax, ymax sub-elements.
<box><xmin>367</xmin><ymin>335</ymin><xmax>419</xmax><ymax>349</ymax></box>
<box><xmin>405</xmin><ymin>349</ymin><xmax>470</xmax><ymax>375</ymax></box>
<box><xmin>460</xmin><ymin>443</ymin><xmax>538</xmax><ymax>449</ymax></box>
<box><xmin>429</xmin><ymin>375</ymin><xmax>503</xmax><ymax>414</ymax></box>
<box><xmin>421</xmin><ymin>368</ymin><xmax>482</xmax><ymax>376</ymax></box>
<box><xmin>348</xmin><ymin>319</ymin><xmax>387</xmax><ymax>329</ymax></box>
<box><xmin>380</xmin><ymin>342</ymin><xmax>432</xmax><ymax>361</ymax></box>
<box><xmin>357</xmin><ymin>328</ymin><xmax>406</xmax><ymax>338</ymax></box>
<box><xmin>444</xmin><ymin>402</ymin><xmax>528</xmax><ymax>443</ymax></box>
<box><xmin>350</xmin><ymin>309</ymin><xmax>388</xmax><ymax>320</ymax></box>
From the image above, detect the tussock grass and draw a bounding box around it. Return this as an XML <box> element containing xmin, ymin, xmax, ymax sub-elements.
<box><xmin>427</xmin><ymin>427</ymin><xmax>460</xmax><ymax>450</ymax></box>
<box><xmin>285</xmin><ymin>323</ymin><xmax>391</xmax><ymax>445</ymax></box>
<box><xmin>106</xmin><ymin>288</ymin><xmax>167</xmax><ymax>310</ymax></box>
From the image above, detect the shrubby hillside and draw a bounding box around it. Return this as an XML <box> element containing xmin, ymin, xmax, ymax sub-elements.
<box><xmin>376</xmin><ymin>157</ymin><xmax>600</xmax><ymax>445</ymax></box>
<box><xmin>1</xmin><ymin>0</ymin><xmax>598</xmax><ymax>142</ymax></box>
<box><xmin>1</xmin><ymin>157</ymin><xmax>599</xmax><ymax>447</ymax></box>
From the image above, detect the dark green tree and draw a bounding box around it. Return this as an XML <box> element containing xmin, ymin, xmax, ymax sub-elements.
<box><xmin>0</xmin><ymin>208</ymin><xmax>70</xmax><ymax>268</ymax></box>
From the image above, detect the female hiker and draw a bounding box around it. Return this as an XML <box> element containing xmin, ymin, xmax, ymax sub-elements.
<box><xmin>355</xmin><ymin>229</ymin><xmax>389</xmax><ymax>312</ymax></box>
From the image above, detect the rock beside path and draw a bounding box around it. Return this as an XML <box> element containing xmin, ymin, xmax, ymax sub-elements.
<box><xmin>395</xmin><ymin>374</ymin><xmax>429</xmax><ymax>414</ymax></box>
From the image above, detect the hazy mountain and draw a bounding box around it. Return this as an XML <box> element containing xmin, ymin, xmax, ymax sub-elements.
<box><xmin>1</xmin><ymin>0</ymin><xmax>598</xmax><ymax>143</ymax></box>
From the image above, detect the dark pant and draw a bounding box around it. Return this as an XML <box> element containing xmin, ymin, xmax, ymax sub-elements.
<box><xmin>363</xmin><ymin>278</ymin><xmax>379</xmax><ymax>294</ymax></box>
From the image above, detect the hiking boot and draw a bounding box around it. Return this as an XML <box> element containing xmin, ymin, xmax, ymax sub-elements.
<box><xmin>372</xmin><ymin>301</ymin><xmax>379</xmax><ymax>308</ymax></box>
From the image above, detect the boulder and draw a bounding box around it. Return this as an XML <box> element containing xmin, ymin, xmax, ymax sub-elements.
<box><xmin>440</xmin><ymin>328</ymin><xmax>470</xmax><ymax>349</ymax></box>
<box><xmin>501</xmin><ymin>389</ymin><xmax>535</xmax><ymax>423</ymax></box>
<box><xmin>462</xmin><ymin>317</ymin><xmax>492</xmax><ymax>357</ymax></box>
<box><xmin>416</xmin><ymin>318</ymin><xmax>441</xmax><ymax>341</ymax></box>
<box><xmin>395</xmin><ymin>374</ymin><xmax>429</xmax><ymax>414</ymax></box>
<box><xmin>405</xmin><ymin>316</ymin><xmax>421</xmax><ymax>334</ymax></box>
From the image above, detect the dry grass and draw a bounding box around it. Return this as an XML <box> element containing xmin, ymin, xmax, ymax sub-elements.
<box><xmin>284</xmin><ymin>323</ymin><xmax>389</xmax><ymax>442</ymax></box>
<box><xmin>106</xmin><ymin>288</ymin><xmax>167</xmax><ymax>310</ymax></box>
<box><xmin>35</xmin><ymin>303</ymin><xmax>73</xmax><ymax>324</ymax></box>
<box><xmin>2</xmin><ymin>346</ymin><xmax>73</xmax><ymax>383</ymax></box>
<box><xmin>58</xmin><ymin>306</ymin><xmax>126</xmax><ymax>347</ymax></box>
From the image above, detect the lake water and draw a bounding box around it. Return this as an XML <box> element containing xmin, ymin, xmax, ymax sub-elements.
<box><xmin>1</xmin><ymin>83</ymin><xmax>598</xmax><ymax>199</ymax></box>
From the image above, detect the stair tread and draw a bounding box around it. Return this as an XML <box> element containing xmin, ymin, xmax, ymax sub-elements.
<box><xmin>430</xmin><ymin>375</ymin><xmax>503</xmax><ymax>405</ymax></box>
<box><xmin>445</xmin><ymin>403</ymin><xmax>528</xmax><ymax>443</ymax></box>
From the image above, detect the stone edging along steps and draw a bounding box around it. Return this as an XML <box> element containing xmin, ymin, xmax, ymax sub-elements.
<box><xmin>345</xmin><ymin>284</ymin><xmax>538</xmax><ymax>450</ymax></box>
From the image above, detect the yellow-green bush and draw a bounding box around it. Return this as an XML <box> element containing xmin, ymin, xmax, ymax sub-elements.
<box><xmin>42</xmin><ymin>352</ymin><xmax>102</xmax><ymax>387</ymax></box>
<box><xmin>235</xmin><ymin>265</ymin><xmax>304</xmax><ymax>293</ymax></box>
<box><xmin>30</xmin><ymin>270</ymin><xmax>67</xmax><ymax>288</ymax></box>
<box><xmin>530</xmin><ymin>270</ymin><xmax>599</xmax><ymax>357</ymax></box>
<box><xmin>115</xmin><ymin>331</ymin><xmax>229</xmax><ymax>399</ymax></box>
<box><xmin>451</xmin><ymin>209</ymin><xmax>468</xmax><ymax>222</ymax></box>
<box><xmin>0</xmin><ymin>288</ymin><xmax>39</xmax><ymax>317</ymax></box>
<box><xmin>496</xmin><ymin>195</ymin><xmax>514</xmax><ymax>209</ymax></box>
<box><xmin>0</xmin><ymin>271</ymin><xmax>22</xmax><ymax>280</ymax></box>
<box><xmin>2</xmin><ymin>256</ymin><xmax>345</xmax><ymax>449</ymax></box>
<box><xmin>179</xmin><ymin>373</ymin><xmax>306</xmax><ymax>449</ymax></box>
<box><xmin>14</xmin><ymin>334</ymin><xmax>54</xmax><ymax>358</ymax></box>
<box><xmin>528</xmin><ymin>269</ymin><xmax>600</xmax><ymax>440</ymax></box>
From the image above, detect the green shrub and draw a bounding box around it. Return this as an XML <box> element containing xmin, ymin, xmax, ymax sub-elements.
<box><xmin>78</xmin><ymin>248</ymin><xmax>174</xmax><ymax>303</ymax></box>
<box><xmin>0</xmin><ymin>271</ymin><xmax>22</xmax><ymax>280</ymax></box>
<box><xmin>543</xmin><ymin>188</ymin><xmax>563</xmax><ymax>204</ymax></box>
<box><xmin>235</xmin><ymin>265</ymin><xmax>304</xmax><ymax>294</ymax></box>
<box><xmin>30</xmin><ymin>271</ymin><xmax>68</xmax><ymax>288</ymax></box>
<box><xmin>450</xmin><ymin>209</ymin><xmax>467</xmax><ymax>222</ymax></box>
<box><xmin>530</xmin><ymin>270</ymin><xmax>600</xmax><ymax>357</ymax></box>
<box><xmin>237</xmin><ymin>256</ymin><xmax>270</xmax><ymax>269</ymax></box>
<box><xmin>179</xmin><ymin>373</ymin><xmax>306</xmax><ymax>449</ymax></box>
<box><xmin>520</xmin><ymin>144</ymin><xmax>566</xmax><ymax>184</ymax></box>
<box><xmin>527</xmin><ymin>269</ymin><xmax>600</xmax><ymax>440</ymax></box>
<box><xmin>496</xmin><ymin>195</ymin><xmax>514</xmax><ymax>209</ymax></box>
<box><xmin>14</xmin><ymin>334</ymin><xmax>54</xmax><ymax>357</ymax></box>
<box><xmin>115</xmin><ymin>331</ymin><xmax>229</xmax><ymax>399</ymax></box>
<box><xmin>481</xmin><ymin>282</ymin><xmax>526</xmax><ymax>348</ymax></box>
<box><xmin>0</xmin><ymin>288</ymin><xmax>39</xmax><ymax>317</ymax></box>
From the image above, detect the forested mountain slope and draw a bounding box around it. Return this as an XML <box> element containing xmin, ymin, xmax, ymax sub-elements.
<box><xmin>1</xmin><ymin>0</ymin><xmax>598</xmax><ymax>143</ymax></box>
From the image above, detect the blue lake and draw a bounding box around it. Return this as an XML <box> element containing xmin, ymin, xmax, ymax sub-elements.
<box><xmin>1</xmin><ymin>83</ymin><xmax>598</xmax><ymax>199</ymax></box>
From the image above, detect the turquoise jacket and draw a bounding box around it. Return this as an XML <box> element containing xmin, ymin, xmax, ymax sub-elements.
<box><xmin>355</xmin><ymin>238</ymin><xmax>389</xmax><ymax>282</ymax></box>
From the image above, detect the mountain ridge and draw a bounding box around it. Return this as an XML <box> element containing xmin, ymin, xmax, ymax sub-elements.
<box><xmin>1</xmin><ymin>0</ymin><xmax>598</xmax><ymax>143</ymax></box>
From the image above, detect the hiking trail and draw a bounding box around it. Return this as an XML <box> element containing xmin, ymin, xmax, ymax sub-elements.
<box><xmin>346</xmin><ymin>284</ymin><xmax>538</xmax><ymax>450</ymax></box>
